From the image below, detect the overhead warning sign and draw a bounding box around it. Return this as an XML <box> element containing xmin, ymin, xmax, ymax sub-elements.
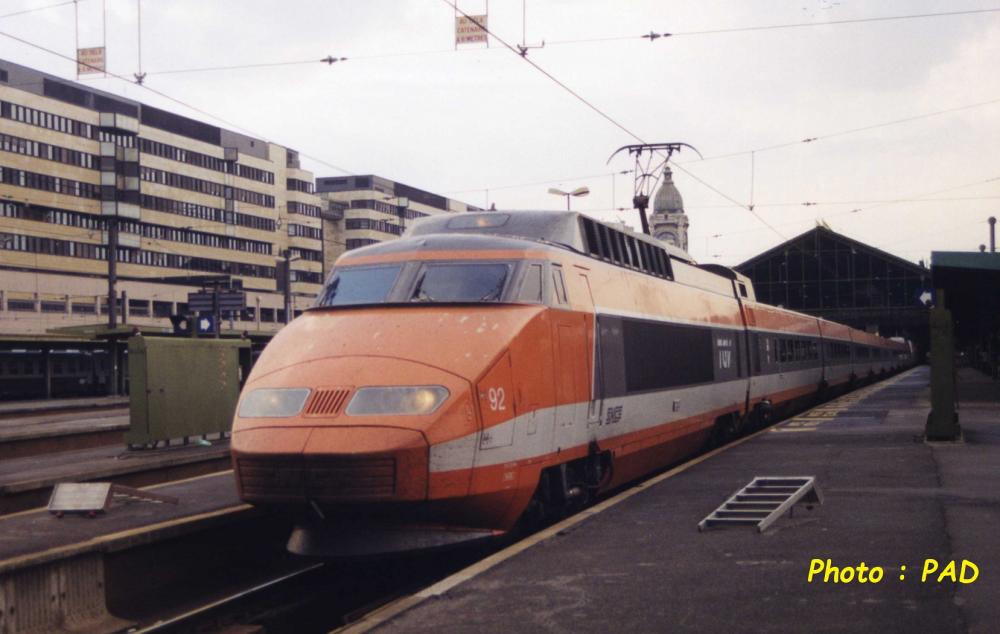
<box><xmin>455</xmin><ymin>15</ymin><xmax>488</xmax><ymax>46</ymax></box>
<box><xmin>77</xmin><ymin>47</ymin><xmax>106</xmax><ymax>75</ymax></box>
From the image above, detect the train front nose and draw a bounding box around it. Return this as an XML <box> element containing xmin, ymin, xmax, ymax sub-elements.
<box><xmin>231</xmin><ymin>356</ymin><xmax>473</xmax><ymax>506</ymax></box>
<box><xmin>234</xmin><ymin>423</ymin><xmax>430</xmax><ymax>505</ymax></box>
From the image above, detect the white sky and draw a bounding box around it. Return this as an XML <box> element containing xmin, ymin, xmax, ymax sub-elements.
<box><xmin>2</xmin><ymin>0</ymin><xmax>999</xmax><ymax>266</ymax></box>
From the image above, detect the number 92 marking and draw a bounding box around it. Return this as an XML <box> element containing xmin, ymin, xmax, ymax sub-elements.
<box><xmin>487</xmin><ymin>387</ymin><xmax>506</xmax><ymax>411</ymax></box>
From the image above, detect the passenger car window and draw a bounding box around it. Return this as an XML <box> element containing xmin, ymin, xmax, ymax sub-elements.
<box><xmin>316</xmin><ymin>265</ymin><xmax>402</xmax><ymax>306</ymax></box>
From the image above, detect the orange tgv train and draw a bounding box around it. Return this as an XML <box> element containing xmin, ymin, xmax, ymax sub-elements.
<box><xmin>231</xmin><ymin>211</ymin><xmax>913</xmax><ymax>555</ymax></box>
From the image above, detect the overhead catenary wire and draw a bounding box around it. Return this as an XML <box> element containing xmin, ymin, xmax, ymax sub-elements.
<box><xmin>142</xmin><ymin>58</ymin><xmax>343</xmax><ymax>77</ymax></box>
<box><xmin>441</xmin><ymin>0</ymin><xmax>785</xmax><ymax>239</ymax></box>
<box><xmin>443</xmin><ymin>92</ymin><xmax>1000</xmax><ymax>206</ymax></box>
<box><xmin>7</xmin><ymin>1</ymin><xmax>987</xmax><ymax>206</ymax></box>
<box><xmin>100</xmin><ymin>7</ymin><xmax>1000</xmax><ymax>77</ymax></box>
<box><xmin>685</xmin><ymin>96</ymin><xmax>1000</xmax><ymax>164</ymax></box>
<box><xmin>0</xmin><ymin>0</ymin><xmax>79</xmax><ymax>20</ymax></box>
<box><xmin>686</xmin><ymin>194</ymin><xmax>1000</xmax><ymax>210</ymax></box>
<box><xmin>545</xmin><ymin>7</ymin><xmax>1000</xmax><ymax>46</ymax></box>
<box><xmin>2</xmin><ymin>3</ymin><xmax>993</xmax><ymax>247</ymax></box>
<box><xmin>711</xmin><ymin>217</ymin><xmax>991</xmax><ymax>264</ymax></box>
<box><xmin>0</xmin><ymin>28</ymin><xmax>356</xmax><ymax>176</ymax></box>
<box><xmin>692</xmin><ymin>174</ymin><xmax>1000</xmax><ymax>243</ymax></box>
<box><xmin>444</xmin><ymin>171</ymin><xmax>620</xmax><ymax>194</ymax></box>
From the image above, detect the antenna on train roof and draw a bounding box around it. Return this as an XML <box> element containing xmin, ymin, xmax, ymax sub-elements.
<box><xmin>607</xmin><ymin>142</ymin><xmax>701</xmax><ymax>236</ymax></box>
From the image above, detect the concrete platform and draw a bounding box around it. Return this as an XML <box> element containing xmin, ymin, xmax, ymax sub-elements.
<box><xmin>365</xmin><ymin>366</ymin><xmax>1000</xmax><ymax>634</ymax></box>
<box><xmin>0</xmin><ymin>471</ymin><xmax>257</xmax><ymax>634</ymax></box>
<box><xmin>0</xmin><ymin>409</ymin><xmax>127</xmax><ymax>441</ymax></box>
<box><xmin>0</xmin><ymin>408</ymin><xmax>128</xmax><ymax>460</ymax></box>
<box><xmin>0</xmin><ymin>395</ymin><xmax>128</xmax><ymax>417</ymax></box>
<box><xmin>0</xmin><ymin>440</ymin><xmax>232</xmax><ymax>514</ymax></box>
<box><xmin>0</xmin><ymin>471</ymin><xmax>248</xmax><ymax>569</ymax></box>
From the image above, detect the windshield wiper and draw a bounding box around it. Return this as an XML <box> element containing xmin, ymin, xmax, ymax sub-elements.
<box><xmin>479</xmin><ymin>277</ymin><xmax>506</xmax><ymax>301</ymax></box>
<box><xmin>411</xmin><ymin>287</ymin><xmax>435</xmax><ymax>302</ymax></box>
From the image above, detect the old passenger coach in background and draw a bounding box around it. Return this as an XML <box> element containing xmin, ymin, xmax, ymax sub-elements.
<box><xmin>230</xmin><ymin>211</ymin><xmax>913</xmax><ymax>555</ymax></box>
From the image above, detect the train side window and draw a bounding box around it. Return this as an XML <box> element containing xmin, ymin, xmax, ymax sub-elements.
<box><xmin>552</xmin><ymin>265</ymin><xmax>568</xmax><ymax>304</ymax></box>
<box><xmin>656</xmin><ymin>249</ymin><xmax>667</xmax><ymax>276</ymax></box>
<box><xmin>597</xmin><ymin>224</ymin><xmax>612</xmax><ymax>261</ymax></box>
<box><xmin>607</xmin><ymin>227</ymin><xmax>622</xmax><ymax>263</ymax></box>
<box><xmin>738</xmin><ymin>283</ymin><xmax>748</xmax><ymax>298</ymax></box>
<box><xmin>626</xmin><ymin>237</ymin><xmax>640</xmax><ymax>268</ymax></box>
<box><xmin>779</xmin><ymin>339</ymin><xmax>791</xmax><ymax>363</ymax></box>
<box><xmin>582</xmin><ymin>218</ymin><xmax>601</xmax><ymax>258</ymax></box>
<box><xmin>656</xmin><ymin>249</ymin><xmax>673</xmax><ymax>279</ymax></box>
<box><xmin>649</xmin><ymin>248</ymin><xmax>661</xmax><ymax>275</ymax></box>
<box><xmin>619</xmin><ymin>233</ymin><xmax>632</xmax><ymax>267</ymax></box>
<box><xmin>518</xmin><ymin>263</ymin><xmax>544</xmax><ymax>303</ymax></box>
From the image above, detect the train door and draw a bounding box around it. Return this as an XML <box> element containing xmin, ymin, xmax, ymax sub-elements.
<box><xmin>579</xmin><ymin>272</ymin><xmax>603</xmax><ymax>425</ymax></box>
<box><xmin>732</xmin><ymin>281</ymin><xmax>753</xmax><ymax>415</ymax></box>
<box><xmin>549</xmin><ymin>264</ymin><xmax>589</xmax><ymax>449</ymax></box>
<box><xmin>503</xmin><ymin>261</ymin><xmax>556</xmax><ymax>457</ymax></box>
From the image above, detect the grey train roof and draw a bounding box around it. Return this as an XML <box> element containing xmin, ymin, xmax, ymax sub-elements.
<box><xmin>341</xmin><ymin>232</ymin><xmax>550</xmax><ymax>259</ymax></box>
<box><xmin>405</xmin><ymin>211</ymin><xmax>696</xmax><ymax>264</ymax></box>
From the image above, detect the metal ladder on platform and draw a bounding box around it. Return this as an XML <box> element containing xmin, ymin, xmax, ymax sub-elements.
<box><xmin>698</xmin><ymin>476</ymin><xmax>822</xmax><ymax>532</ymax></box>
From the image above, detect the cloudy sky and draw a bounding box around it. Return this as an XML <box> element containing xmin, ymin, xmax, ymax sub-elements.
<box><xmin>2</xmin><ymin>0</ymin><xmax>998</xmax><ymax>266</ymax></box>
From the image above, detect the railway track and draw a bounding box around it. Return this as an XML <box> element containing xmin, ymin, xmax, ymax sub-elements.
<box><xmin>122</xmin><ymin>533</ymin><xmax>499</xmax><ymax>634</ymax></box>
<box><xmin>139</xmin><ymin>377</ymin><xmax>900</xmax><ymax>634</ymax></box>
<box><xmin>117</xmin><ymin>426</ymin><xmax>778</xmax><ymax>634</ymax></box>
<box><xmin>0</xmin><ymin>377</ymin><xmax>902</xmax><ymax>633</ymax></box>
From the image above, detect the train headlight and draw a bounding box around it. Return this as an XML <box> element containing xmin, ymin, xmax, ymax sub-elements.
<box><xmin>238</xmin><ymin>388</ymin><xmax>311</xmax><ymax>418</ymax></box>
<box><xmin>346</xmin><ymin>386</ymin><xmax>449</xmax><ymax>416</ymax></box>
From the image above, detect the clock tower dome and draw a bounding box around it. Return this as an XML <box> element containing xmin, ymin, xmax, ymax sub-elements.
<box><xmin>650</xmin><ymin>167</ymin><xmax>688</xmax><ymax>252</ymax></box>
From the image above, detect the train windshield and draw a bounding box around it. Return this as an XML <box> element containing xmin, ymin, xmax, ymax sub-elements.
<box><xmin>316</xmin><ymin>265</ymin><xmax>402</xmax><ymax>306</ymax></box>
<box><xmin>411</xmin><ymin>263</ymin><xmax>510</xmax><ymax>303</ymax></box>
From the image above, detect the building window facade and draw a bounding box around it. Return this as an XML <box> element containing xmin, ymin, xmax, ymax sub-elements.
<box><xmin>1</xmin><ymin>133</ymin><xmax>98</xmax><ymax>169</ymax></box>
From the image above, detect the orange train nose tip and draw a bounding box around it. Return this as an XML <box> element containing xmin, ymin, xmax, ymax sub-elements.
<box><xmin>233</xmin><ymin>425</ymin><xmax>429</xmax><ymax>504</ymax></box>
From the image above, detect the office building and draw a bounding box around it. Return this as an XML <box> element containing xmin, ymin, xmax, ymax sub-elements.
<box><xmin>315</xmin><ymin>174</ymin><xmax>480</xmax><ymax>271</ymax></box>
<box><xmin>0</xmin><ymin>59</ymin><xmax>324</xmax><ymax>335</ymax></box>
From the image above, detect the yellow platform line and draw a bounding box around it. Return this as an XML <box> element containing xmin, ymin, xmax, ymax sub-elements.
<box><xmin>336</xmin><ymin>366</ymin><xmax>925</xmax><ymax>633</ymax></box>
<box><xmin>771</xmin><ymin>367</ymin><xmax>920</xmax><ymax>433</ymax></box>
<box><xmin>334</xmin><ymin>424</ymin><xmax>772</xmax><ymax>634</ymax></box>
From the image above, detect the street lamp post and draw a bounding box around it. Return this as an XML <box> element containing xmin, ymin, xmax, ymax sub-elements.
<box><xmin>280</xmin><ymin>249</ymin><xmax>301</xmax><ymax>324</ymax></box>
<box><xmin>548</xmin><ymin>186</ymin><xmax>589</xmax><ymax>210</ymax></box>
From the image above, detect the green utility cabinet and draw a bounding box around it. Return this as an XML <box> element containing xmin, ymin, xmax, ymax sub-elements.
<box><xmin>126</xmin><ymin>336</ymin><xmax>251</xmax><ymax>445</ymax></box>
